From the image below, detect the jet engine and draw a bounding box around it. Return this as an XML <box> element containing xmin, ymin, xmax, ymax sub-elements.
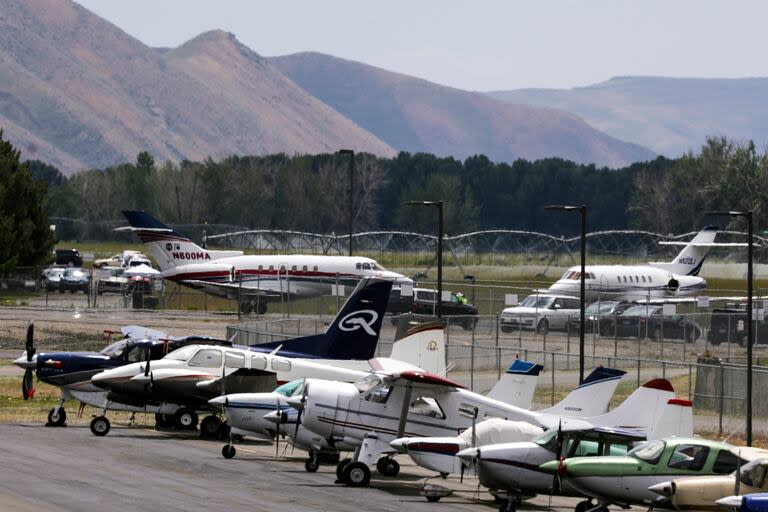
<box><xmin>666</xmin><ymin>278</ymin><xmax>680</xmax><ymax>293</ymax></box>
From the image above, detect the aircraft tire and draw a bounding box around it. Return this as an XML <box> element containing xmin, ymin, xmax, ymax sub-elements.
<box><xmin>240</xmin><ymin>302</ymin><xmax>253</xmax><ymax>315</ymax></box>
<box><xmin>574</xmin><ymin>500</ymin><xmax>592</xmax><ymax>512</ymax></box>
<box><xmin>342</xmin><ymin>462</ymin><xmax>371</xmax><ymax>487</ymax></box>
<box><xmin>336</xmin><ymin>458</ymin><xmax>352</xmax><ymax>482</ymax></box>
<box><xmin>155</xmin><ymin>413</ymin><xmax>172</xmax><ymax>429</ymax></box>
<box><xmin>376</xmin><ymin>457</ymin><xmax>400</xmax><ymax>477</ymax></box>
<box><xmin>426</xmin><ymin>496</ymin><xmax>441</xmax><ymax>503</ymax></box>
<box><xmin>222</xmin><ymin>444</ymin><xmax>236</xmax><ymax>459</ymax></box>
<box><xmin>47</xmin><ymin>407</ymin><xmax>67</xmax><ymax>427</ymax></box>
<box><xmin>498</xmin><ymin>501</ymin><xmax>516</xmax><ymax>512</ymax></box>
<box><xmin>175</xmin><ymin>408</ymin><xmax>198</xmax><ymax>430</ymax></box>
<box><xmin>199</xmin><ymin>415</ymin><xmax>221</xmax><ymax>438</ymax></box>
<box><xmin>90</xmin><ymin>416</ymin><xmax>110</xmax><ymax>436</ymax></box>
<box><xmin>305</xmin><ymin>453</ymin><xmax>320</xmax><ymax>473</ymax></box>
<box><xmin>256</xmin><ymin>302</ymin><xmax>267</xmax><ymax>315</ymax></box>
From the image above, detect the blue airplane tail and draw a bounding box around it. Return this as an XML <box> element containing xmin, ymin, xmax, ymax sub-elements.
<box><xmin>253</xmin><ymin>278</ymin><xmax>393</xmax><ymax>360</ymax></box>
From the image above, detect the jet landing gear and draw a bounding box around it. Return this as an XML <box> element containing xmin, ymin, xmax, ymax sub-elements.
<box><xmin>200</xmin><ymin>415</ymin><xmax>225</xmax><ymax>439</ymax></box>
<box><xmin>47</xmin><ymin>399</ymin><xmax>67</xmax><ymax>427</ymax></box>
<box><xmin>305</xmin><ymin>451</ymin><xmax>320</xmax><ymax>472</ymax></box>
<box><xmin>375</xmin><ymin>456</ymin><xmax>400</xmax><ymax>477</ymax></box>
<box><xmin>90</xmin><ymin>415</ymin><xmax>111</xmax><ymax>436</ymax></box>
<box><xmin>239</xmin><ymin>301</ymin><xmax>267</xmax><ymax>316</ymax></box>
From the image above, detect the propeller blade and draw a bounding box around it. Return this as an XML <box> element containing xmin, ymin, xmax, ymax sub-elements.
<box><xmin>275</xmin><ymin>400</ymin><xmax>281</xmax><ymax>459</ymax></box>
<box><xmin>144</xmin><ymin>347</ymin><xmax>151</xmax><ymax>377</ymax></box>
<box><xmin>25</xmin><ymin>322</ymin><xmax>35</xmax><ymax>362</ymax></box>
<box><xmin>291</xmin><ymin>380</ymin><xmax>309</xmax><ymax>445</ymax></box>
<box><xmin>735</xmin><ymin>450</ymin><xmax>742</xmax><ymax>496</ymax></box>
<box><xmin>552</xmin><ymin>421</ymin><xmax>565</xmax><ymax>494</ymax></box>
<box><xmin>22</xmin><ymin>368</ymin><xmax>36</xmax><ymax>400</ymax></box>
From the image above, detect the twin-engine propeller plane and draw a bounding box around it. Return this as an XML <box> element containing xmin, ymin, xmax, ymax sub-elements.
<box><xmin>119</xmin><ymin>210</ymin><xmax>413</xmax><ymax>314</ymax></box>
<box><xmin>89</xmin><ymin>279</ymin><xmax>413</xmax><ymax>438</ymax></box>
<box><xmin>12</xmin><ymin>323</ymin><xmax>229</xmax><ymax>427</ymax></box>
<box><xmin>275</xmin><ymin>365</ymin><xmax>682</xmax><ymax>488</ymax></box>
<box><xmin>391</xmin><ymin>366</ymin><xmax>626</xmax><ymax>478</ymax></box>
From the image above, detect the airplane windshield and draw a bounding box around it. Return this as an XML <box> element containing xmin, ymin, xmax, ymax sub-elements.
<box><xmin>534</xmin><ymin>430</ymin><xmax>558</xmax><ymax>451</ymax></box>
<box><xmin>370</xmin><ymin>261</ymin><xmax>388</xmax><ymax>272</ymax></box>
<box><xmin>355</xmin><ymin>374</ymin><xmax>384</xmax><ymax>395</ymax></box>
<box><xmin>100</xmin><ymin>340</ymin><xmax>128</xmax><ymax>358</ymax></box>
<box><xmin>629</xmin><ymin>440</ymin><xmax>665</xmax><ymax>463</ymax></box>
<box><xmin>520</xmin><ymin>296</ymin><xmax>555</xmax><ymax>308</ymax></box>
<box><xmin>274</xmin><ymin>380</ymin><xmax>304</xmax><ymax>397</ymax></box>
<box><xmin>165</xmin><ymin>345</ymin><xmax>198</xmax><ymax>361</ymax></box>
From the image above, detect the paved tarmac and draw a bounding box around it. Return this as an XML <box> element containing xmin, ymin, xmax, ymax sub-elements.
<box><xmin>0</xmin><ymin>422</ymin><xmax>590</xmax><ymax>512</ymax></box>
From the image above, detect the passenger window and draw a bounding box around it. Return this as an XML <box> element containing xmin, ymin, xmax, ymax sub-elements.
<box><xmin>623</xmin><ymin>276</ymin><xmax>627</xmax><ymax>283</ymax></box>
<box><xmin>668</xmin><ymin>444</ymin><xmax>709</xmax><ymax>471</ymax></box>
<box><xmin>269</xmin><ymin>265</ymin><xmax>274</xmax><ymax>271</ymax></box>
<box><xmin>712</xmin><ymin>450</ymin><xmax>741</xmax><ymax>474</ymax></box>
<box><xmin>291</xmin><ymin>265</ymin><xmax>297</xmax><ymax>272</ymax></box>
<box><xmin>280</xmin><ymin>265</ymin><xmax>286</xmax><ymax>272</ymax></box>
<box><xmin>302</xmin><ymin>265</ymin><xmax>308</xmax><ymax>272</ymax></box>
<box><xmin>271</xmin><ymin>358</ymin><xmax>291</xmax><ymax>372</ymax></box>
<box><xmin>188</xmin><ymin>349</ymin><xmax>222</xmax><ymax>368</ymax></box>
<box><xmin>635</xmin><ymin>275</ymin><xmax>640</xmax><ymax>282</ymax></box>
<box><xmin>364</xmin><ymin>386</ymin><xmax>392</xmax><ymax>404</ymax></box>
<box><xmin>641</xmin><ymin>276</ymin><xmax>646</xmax><ymax>283</ymax></box>
<box><xmin>224</xmin><ymin>352</ymin><xmax>245</xmax><ymax>369</ymax></box>
<box><xmin>617</xmin><ymin>277</ymin><xmax>621</xmax><ymax>283</ymax></box>
<box><xmin>313</xmin><ymin>266</ymin><xmax>318</xmax><ymax>272</ymax></box>
<box><xmin>648</xmin><ymin>276</ymin><xmax>653</xmax><ymax>283</ymax></box>
<box><xmin>250</xmin><ymin>355</ymin><xmax>267</xmax><ymax>370</ymax></box>
<box><xmin>409</xmin><ymin>396</ymin><xmax>446</xmax><ymax>419</ymax></box>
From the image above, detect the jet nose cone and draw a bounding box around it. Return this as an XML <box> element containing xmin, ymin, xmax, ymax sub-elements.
<box><xmin>13</xmin><ymin>352</ymin><xmax>36</xmax><ymax>369</ymax></box>
<box><xmin>389</xmin><ymin>438</ymin><xmax>409</xmax><ymax>451</ymax></box>
<box><xmin>648</xmin><ymin>481</ymin><xmax>675</xmax><ymax>497</ymax></box>
<box><xmin>91</xmin><ymin>370</ymin><xmax>113</xmax><ymax>389</ymax></box>
<box><xmin>208</xmin><ymin>396</ymin><xmax>226</xmax><ymax>408</ymax></box>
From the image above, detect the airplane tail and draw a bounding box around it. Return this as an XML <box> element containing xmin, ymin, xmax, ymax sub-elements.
<box><xmin>255</xmin><ymin>278</ymin><xmax>393</xmax><ymax>360</ymax></box>
<box><xmin>389</xmin><ymin>322</ymin><xmax>446</xmax><ymax>375</ymax></box>
<box><xmin>486</xmin><ymin>359</ymin><xmax>543</xmax><ymax>409</ymax></box>
<box><xmin>120</xmin><ymin>210</ymin><xmax>242</xmax><ymax>272</ymax></box>
<box><xmin>647</xmin><ymin>398</ymin><xmax>693</xmax><ymax>439</ymax></box>
<box><xmin>586</xmin><ymin>378</ymin><xmax>677</xmax><ymax>434</ymax></box>
<box><xmin>539</xmin><ymin>367</ymin><xmax>626</xmax><ymax>417</ymax></box>
<box><xmin>650</xmin><ymin>225</ymin><xmax>718</xmax><ymax>276</ymax></box>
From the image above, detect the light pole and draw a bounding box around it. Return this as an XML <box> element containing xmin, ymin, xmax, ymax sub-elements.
<box><xmin>339</xmin><ymin>149</ymin><xmax>355</xmax><ymax>256</ymax></box>
<box><xmin>545</xmin><ymin>204</ymin><xmax>587</xmax><ymax>384</ymax></box>
<box><xmin>708</xmin><ymin>210</ymin><xmax>753</xmax><ymax>445</ymax></box>
<box><xmin>405</xmin><ymin>201</ymin><xmax>444</xmax><ymax>318</ymax></box>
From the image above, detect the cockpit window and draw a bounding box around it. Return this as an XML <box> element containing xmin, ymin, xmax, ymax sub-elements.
<box><xmin>100</xmin><ymin>340</ymin><xmax>128</xmax><ymax>358</ymax></box>
<box><xmin>126</xmin><ymin>345</ymin><xmax>147</xmax><ymax>363</ymax></box>
<box><xmin>166</xmin><ymin>345</ymin><xmax>197</xmax><ymax>361</ymax></box>
<box><xmin>409</xmin><ymin>396</ymin><xmax>446</xmax><ymax>419</ymax></box>
<box><xmin>274</xmin><ymin>379</ymin><xmax>304</xmax><ymax>397</ymax></box>
<box><xmin>370</xmin><ymin>261</ymin><xmax>387</xmax><ymax>271</ymax></box>
<box><xmin>739</xmin><ymin>458</ymin><xmax>768</xmax><ymax>487</ymax></box>
<box><xmin>667</xmin><ymin>444</ymin><xmax>709</xmax><ymax>471</ymax></box>
<box><xmin>188</xmin><ymin>348</ymin><xmax>223</xmax><ymax>367</ymax></box>
<box><xmin>355</xmin><ymin>374</ymin><xmax>385</xmax><ymax>395</ymax></box>
<box><xmin>534</xmin><ymin>430</ymin><xmax>558</xmax><ymax>451</ymax></box>
<box><xmin>629</xmin><ymin>440</ymin><xmax>665</xmax><ymax>464</ymax></box>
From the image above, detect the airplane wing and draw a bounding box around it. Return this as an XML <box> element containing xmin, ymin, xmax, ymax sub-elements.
<box><xmin>635</xmin><ymin>296</ymin><xmax>751</xmax><ymax>305</ymax></box>
<box><xmin>658</xmin><ymin>242</ymin><xmax>748</xmax><ymax>247</ymax></box>
<box><xmin>385</xmin><ymin>369</ymin><xmax>466</xmax><ymax>391</ymax></box>
<box><xmin>368</xmin><ymin>357</ymin><xmax>423</xmax><ymax>373</ymax></box>
<box><xmin>121</xmin><ymin>325</ymin><xmax>169</xmax><ymax>340</ymax></box>
<box><xmin>181</xmin><ymin>279</ymin><xmax>296</xmax><ymax>300</ymax></box>
<box><xmin>195</xmin><ymin>368</ymin><xmax>277</xmax><ymax>395</ymax></box>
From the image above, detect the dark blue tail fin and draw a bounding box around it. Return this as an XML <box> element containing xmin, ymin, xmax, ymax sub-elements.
<box><xmin>252</xmin><ymin>278</ymin><xmax>393</xmax><ymax>359</ymax></box>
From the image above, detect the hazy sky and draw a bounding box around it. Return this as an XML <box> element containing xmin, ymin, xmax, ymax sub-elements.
<box><xmin>75</xmin><ymin>0</ymin><xmax>768</xmax><ymax>91</ymax></box>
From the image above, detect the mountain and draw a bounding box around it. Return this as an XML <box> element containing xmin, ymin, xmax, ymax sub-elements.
<box><xmin>0</xmin><ymin>0</ymin><xmax>393</xmax><ymax>173</ymax></box>
<box><xmin>488</xmin><ymin>76</ymin><xmax>768</xmax><ymax>156</ymax></box>
<box><xmin>269</xmin><ymin>52</ymin><xmax>655</xmax><ymax>168</ymax></box>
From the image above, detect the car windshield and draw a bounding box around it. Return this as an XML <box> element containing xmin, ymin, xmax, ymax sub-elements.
<box><xmin>629</xmin><ymin>440</ymin><xmax>665</xmax><ymax>462</ymax></box>
<box><xmin>165</xmin><ymin>345</ymin><xmax>198</xmax><ymax>361</ymax></box>
<box><xmin>520</xmin><ymin>296</ymin><xmax>555</xmax><ymax>308</ymax></box>
<box><xmin>64</xmin><ymin>269</ymin><xmax>85</xmax><ymax>277</ymax></box>
<box><xmin>100</xmin><ymin>340</ymin><xmax>128</xmax><ymax>358</ymax></box>
<box><xmin>274</xmin><ymin>379</ymin><xmax>304</xmax><ymax>397</ymax></box>
<box><xmin>47</xmin><ymin>268</ymin><xmax>65</xmax><ymax>277</ymax></box>
<box><xmin>621</xmin><ymin>305</ymin><xmax>660</xmax><ymax>317</ymax></box>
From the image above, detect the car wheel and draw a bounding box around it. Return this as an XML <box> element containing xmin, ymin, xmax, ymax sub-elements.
<box><xmin>536</xmin><ymin>318</ymin><xmax>549</xmax><ymax>335</ymax></box>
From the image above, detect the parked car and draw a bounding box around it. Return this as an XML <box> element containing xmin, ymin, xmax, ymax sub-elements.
<box><xmin>568</xmin><ymin>300</ymin><xmax>635</xmax><ymax>334</ymax></box>
<box><xmin>125</xmin><ymin>254</ymin><xmax>153</xmax><ymax>268</ymax></box>
<box><xmin>60</xmin><ymin>268</ymin><xmax>90</xmax><ymax>294</ymax></box>
<box><xmin>500</xmin><ymin>294</ymin><xmax>580</xmax><ymax>334</ymax></box>
<box><xmin>42</xmin><ymin>266</ymin><xmax>66</xmax><ymax>291</ymax></box>
<box><xmin>94</xmin><ymin>254</ymin><xmax>124</xmax><ymax>268</ymax></box>
<box><xmin>612</xmin><ymin>304</ymin><xmax>702</xmax><ymax>342</ymax></box>
<box><xmin>54</xmin><ymin>249</ymin><xmax>83</xmax><ymax>267</ymax></box>
<box><xmin>96</xmin><ymin>266</ymin><xmax>128</xmax><ymax>295</ymax></box>
<box><xmin>708</xmin><ymin>306</ymin><xmax>768</xmax><ymax>346</ymax></box>
<box><xmin>388</xmin><ymin>287</ymin><xmax>479</xmax><ymax>330</ymax></box>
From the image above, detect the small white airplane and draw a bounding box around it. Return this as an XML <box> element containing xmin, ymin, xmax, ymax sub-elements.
<box><xmin>390</xmin><ymin>366</ymin><xmax>626</xmax><ymax>477</ymax></box>
<box><xmin>209</xmin><ymin>356</ymin><xmax>543</xmax><ymax>465</ymax></box>
<box><xmin>119</xmin><ymin>210</ymin><xmax>413</xmax><ymax>313</ymax></box>
<box><xmin>547</xmin><ymin>226</ymin><xmax>744</xmax><ymax>301</ymax></box>
<box><xmin>456</xmin><ymin>387</ymin><xmax>693</xmax><ymax>510</ymax></box>
<box><xmin>274</xmin><ymin>366</ymin><xmax>678</xmax><ymax>488</ymax></box>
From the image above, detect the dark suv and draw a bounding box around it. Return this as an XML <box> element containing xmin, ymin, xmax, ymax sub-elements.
<box><xmin>612</xmin><ymin>305</ymin><xmax>702</xmax><ymax>342</ymax></box>
<box><xmin>388</xmin><ymin>287</ymin><xmax>479</xmax><ymax>330</ymax></box>
<box><xmin>708</xmin><ymin>307</ymin><xmax>768</xmax><ymax>346</ymax></box>
<box><xmin>54</xmin><ymin>249</ymin><xmax>83</xmax><ymax>267</ymax></box>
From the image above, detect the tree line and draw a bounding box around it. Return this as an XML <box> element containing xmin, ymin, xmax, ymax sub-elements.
<box><xmin>18</xmin><ymin>136</ymin><xmax>768</xmax><ymax>248</ymax></box>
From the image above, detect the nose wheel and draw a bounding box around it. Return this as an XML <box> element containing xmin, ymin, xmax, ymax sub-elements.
<box><xmin>47</xmin><ymin>406</ymin><xmax>67</xmax><ymax>427</ymax></box>
<box><xmin>304</xmin><ymin>451</ymin><xmax>320</xmax><ymax>472</ymax></box>
<box><xmin>90</xmin><ymin>415</ymin><xmax>111</xmax><ymax>436</ymax></box>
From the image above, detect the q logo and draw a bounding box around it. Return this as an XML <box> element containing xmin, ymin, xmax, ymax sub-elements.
<box><xmin>339</xmin><ymin>310</ymin><xmax>379</xmax><ymax>336</ymax></box>
<box><xmin>426</xmin><ymin>340</ymin><xmax>438</xmax><ymax>352</ymax></box>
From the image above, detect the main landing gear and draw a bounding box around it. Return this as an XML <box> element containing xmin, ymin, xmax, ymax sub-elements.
<box><xmin>90</xmin><ymin>415</ymin><xmax>111</xmax><ymax>436</ymax></box>
<box><xmin>239</xmin><ymin>301</ymin><xmax>267</xmax><ymax>315</ymax></box>
<box><xmin>47</xmin><ymin>400</ymin><xmax>67</xmax><ymax>427</ymax></box>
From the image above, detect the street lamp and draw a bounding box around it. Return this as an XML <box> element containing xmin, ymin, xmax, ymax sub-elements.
<box><xmin>707</xmin><ymin>210</ymin><xmax>754</xmax><ymax>446</ymax></box>
<box><xmin>339</xmin><ymin>149</ymin><xmax>355</xmax><ymax>256</ymax></box>
<box><xmin>545</xmin><ymin>204</ymin><xmax>587</xmax><ymax>384</ymax></box>
<box><xmin>405</xmin><ymin>201</ymin><xmax>444</xmax><ymax>318</ymax></box>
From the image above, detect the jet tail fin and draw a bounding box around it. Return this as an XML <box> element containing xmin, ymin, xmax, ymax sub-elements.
<box><xmin>586</xmin><ymin>378</ymin><xmax>677</xmax><ymax>434</ymax></box>
<box><xmin>649</xmin><ymin>225</ymin><xmax>718</xmax><ymax>276</ymax></box>
<box><xmin>388</xmin><ymin>322</ymin><xmax>446</xmax><ymax>375</ymax></box>
<box><xmin>539</xmin><ymin>367</ymin><xmax>625</xmax><ymax>417</ymax></box>
<box><xmin>647</xmin><ymin>398</ymin><xmax>694</xmax><ymax>440</ymax></box>
<box><xmin>120</xmin><ymin>210</ymin><xmax>242</xmax><ymax>272</ymax></box>
<box><xmin>486</xmin><ymin>359</ymin><xmax>543</xmax><ymax>409</ymax></box>
<box><xmin>255</xmin><ymin>278</ymin><xmax>393</xmax><ymax>360</ymax></box>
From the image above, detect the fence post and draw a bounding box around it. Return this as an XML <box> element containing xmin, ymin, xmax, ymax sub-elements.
<box><xmin>636</xmin><ymin>357</ymin><xmax>641</xmax><ymax>388</ymax></box>
<box><xmin>551</xmin><ymin>352</ymin><xmax>555</xmax><ymax>406</ymax></box>
<box><xmin>497</xmin><ymin>347</ymin><xmax>502</xmax><ymax>381</ymax></box>
<box><xmin>688</xmin><ymin>364</ymin><xmax>693</xmax><ymax>401</ymax></box>
<box><xmin>470</xmin><ymin>323</ymin><xmax>475</xmax><ymax>392</ymax></box>
<box><xmin>718</xmin><ymin>364</ymin><xmax>725</xmax><ymax>435</ymax></box>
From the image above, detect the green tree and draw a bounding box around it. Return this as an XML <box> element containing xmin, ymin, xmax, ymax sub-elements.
<box><xmin>0</xmin><ymin>131</ymin><xmax>56</xmax><ymax>273</ymax></box>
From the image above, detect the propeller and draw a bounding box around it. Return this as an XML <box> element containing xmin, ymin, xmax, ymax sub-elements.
<box><xmin>734</xmin><ymin>450</ymin><xmax>742</xmax><ymax>497</ymax></box>
<box><xmin>552</xmin><ymin>421</ymin><xmax>565</xmax><ymax>494</ymax></box>
<box><xmin>291</xmin><ymin>379</ymin><xmax>309</xmax><ymax>452</ymax></box>
<box><xmin>22</xmin><ymin>322</ymin><xmax>36</xmax><ymax>400</ymax></box>
<box><xmin>274</xmin><ymin>399</ymin><xmax>282</xmax><ymax>459</ymax></box>
<box><xmin>142</xmin><ymin>346</ymin><xmax>154</xmax><ymax>392</ymax></box>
